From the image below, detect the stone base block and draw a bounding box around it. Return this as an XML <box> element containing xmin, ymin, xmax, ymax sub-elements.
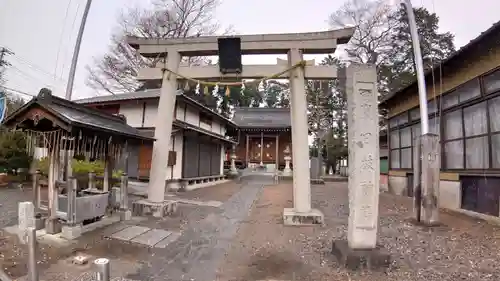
<box><xmin>283</xmin><ymin>208</ymin><xmax>324</xmax><ymax>226</ymax></box>
<box><xmin>331</xmin><ymin>240</ymin><xmax>391</xmax><ymax>270</ymax></box>
<box><xmin>120</xmin><ymin>210</ymin><xmax>132</xmax><ymax>221</ymax></box>
<box><xmin>132</xmin><ymin>199</ymin><xmax>178</xmax><ymax>218</ymax></box>
<box><xmin>166</xmin><ymin>181</ymin><xmax>181</xmax><ymax>192</ymax></box>
<box><xmin>61</xmin><ymin>224</ymin><xmax>82</xmax><ymax>240</ymax></box>
<box><xmin>45</xmin><ymin>218</ymin><xmax>62</xmax><ymax>234</ymax></box>
<box><xmin>35</xmin><ymin>217</ymin><xmax>46</xmax><ymax>230</ymax></box>
<box><xmin>311</xmin><ymin>178</ymin><xmax>325</xmax><ymax>185</ymax></box>
<box><xmin>277</xmin><ymin>175</ymin><xmax>321</xmax><ymax>185</ymax></box>
<box><xmin>406</xmin><ymin>217</ymin><xmax>445</xmax><ymax>228</ymax></box>
<box><xmin>321</xmin><ymin>176</ymin><xmax>348</xmax><ymax>182</ymax></box>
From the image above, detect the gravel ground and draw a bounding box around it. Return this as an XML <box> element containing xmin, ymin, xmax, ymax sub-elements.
<box><xmin>0</xmin><ymin>186</ymin><xmax>34</xmax><ymax>228</ymax></box>
<box><xmin>217</xmin><ymin>182</ymin><xmax>500</xmax><ymax>281</ymax></box>
<box><xmin>0</xmin><ymin>180</ymin><xmax>253</xmax><ymax>280</ymax></box>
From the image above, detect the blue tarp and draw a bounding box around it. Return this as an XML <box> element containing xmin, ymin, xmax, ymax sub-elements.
<box><xmin>0</xmin><ymin>92</ymin><xmax>6</xmax><ymax>123</ymax></box>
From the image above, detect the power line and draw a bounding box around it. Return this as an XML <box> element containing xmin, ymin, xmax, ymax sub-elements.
<box><xmin>8</xmin><ymin>65</ymin><xmax>63</xmax><ymax>92</ymax></box>
<box><xmin>61</xmin><ymin>0</ymin><xmax>83</xmax><ymax>81</ymax></box>
<box><xmin>11</xmin><ymin>54</ymin><xmax>66</xmax><ymax>83</ymax></box>
<box><xmin>55</xmin><ymin>0</ymin><xmax>74</xmax><ymax>81</ymax></box>
<box><xmin>0</xmin><ymin>86</ymin><xmax>37</xmax><ymax>98</ymax></box>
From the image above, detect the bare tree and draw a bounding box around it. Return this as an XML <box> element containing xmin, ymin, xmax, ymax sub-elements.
<box><xmin>86</xmin><ymin>0</ymin><xmax>225</xmax><ymax>94</ymax></box>
<box><xmin>329</xmin><ymin>0</ymin><xmax>397</xmax><ymax>66</ymax></box>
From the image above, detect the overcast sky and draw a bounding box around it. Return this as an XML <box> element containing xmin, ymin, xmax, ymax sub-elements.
<box><xmin>0</xmin><ymin>0</ymin><xmax>499</xmax><ymax>100</ymax></box>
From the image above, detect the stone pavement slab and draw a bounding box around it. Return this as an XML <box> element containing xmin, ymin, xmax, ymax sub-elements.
<box><xmin>131</xmin><ymin>229</ymin><xmax>172</xmax><ymax>247</ymax></box>
<box><xmin>111</xmin><ymin>226</ymin><xmax>150</xmax><ymax>241</ymax></box>
<box><xmin>154</xmin><ymin>231</ymin><xmax>181</xmax><ymax>248</ymax></box>
<box><xmin>101</xmin><ymin>223</ymin><xmax>130</xmax><ymax>237</ymax></box>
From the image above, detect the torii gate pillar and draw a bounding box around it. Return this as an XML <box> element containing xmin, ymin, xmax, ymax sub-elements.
<box><xmin>282</xmin><ymin>48</ymin><xmax>324</xmax><ymax>225</ymax></box>
<box><xmin>127</xmin><ymin>29</ymin><xmax>355</xmax><ymax>220</ymax></box>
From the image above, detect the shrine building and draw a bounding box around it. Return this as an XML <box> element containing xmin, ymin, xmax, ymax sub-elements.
<box><xmin>229</xmin><ymin>107</ymin><xmax>292</xmax><ymax>170</ymax></box>
<box><xmin>76</xmin><ymin>91</ymin><xmax>294</xmax><ymax>182</ymax></box>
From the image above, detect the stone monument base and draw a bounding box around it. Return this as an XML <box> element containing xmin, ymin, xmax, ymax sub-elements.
<box><xmin>310</xmin><ymin>178</ymin><xmax>325</xmax><ymax>185</ymax></box>
<box><xmin>120</xmin><ymin>210</ymin><xmax>132</xmax><ymax>221</ymax></box>
<box><xmin>132</xmin><ymin>199</ymin><xmax>178</xmax><ymax>218</ymax></box>
<box><xmin>35</xmin><ymin>215</ymin><xmax>46</xmax><ymax>230</ymax></box>
<box><xmin>45</xmin><ymin>218</ymin><xmax>62</xmax><ymax>234</ymax></box>
<box><xmin>406</xmin><ymin>217</ymin><xmax>444</xmax><ymax>228</ymax></box>
<box><xmin>331</xmin><ymin>240</ymin><xmax>391</xmax><ymax>270</ymax></box>
<box><xmin>283</xmin><ymin>208</ymin><xmax>324</xmax><ymax>226</ymax></box>
<box><xmin>61</xmin><ymin>224</ymin><xmax>83</xmax><ymax>240</ymax></box>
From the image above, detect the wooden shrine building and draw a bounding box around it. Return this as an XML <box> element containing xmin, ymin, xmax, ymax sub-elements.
<box><xmin>230</xmin><ymin>107</ymin><xmax>292</xmax><ymax>170</ymax></box>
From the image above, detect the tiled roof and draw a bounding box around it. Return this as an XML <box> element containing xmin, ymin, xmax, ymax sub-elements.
<box><xmin>74</xmin><ymin>89</ymin><xmax>164</xmax><ymax>104</ymax></box>
<box><xmin>2</xmin><ymin>89</ymin><xmax>153</xmax><ymax>140</ymax></box>
<box><xmin>75</xmin><ymin>90</ymin><xmax>237</xmax><ymax>127</ymax></box>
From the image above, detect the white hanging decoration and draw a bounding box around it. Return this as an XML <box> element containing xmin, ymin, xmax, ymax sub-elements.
<box><xmin>213</xmin><ymin>83</ymin><xmax>219</xmax><ymax>95</ymax></box>
<box><xmin>195</xmin><ymin>81</ymin><xmax>201</xmax><ymax>95</ymax></box>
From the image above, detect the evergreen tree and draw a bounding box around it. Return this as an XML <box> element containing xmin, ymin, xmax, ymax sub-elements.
<box><xmin>383</xmin><ymin>6</ymin><xmax>455</xmax><ymax>94</ymax></box>
<box><xmin>0</xmin><ymin>95</ymin><xmax>30</xmax><ymax>173</ymax></box>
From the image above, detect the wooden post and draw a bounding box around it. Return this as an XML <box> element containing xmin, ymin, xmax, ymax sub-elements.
<box><xmin>275</xmin><ymin>134</ymin><xmax>279</xmax><ymax>169</ymax></box>
<box><xmin>66</xmin><ymin>150</ymin><xmax>73</xmax><ymax>179</ymax></box>
<box><xmin>88</xmin><ymin>171</ymin><xmax>96</xmax><ymax>190</ymax></box>
<box><xmin>414</xmin><ymin>133</ymin><xmax>440</xmax><ymax>225</ymax></box>
<box><xmin>245</xmin><ymin>134</ymin><xmax>250</xmax><ymax>167</ymax></box>
<box><xmin>120</xmin><ymin>173</ymin><xmax>128</xmax><ymax>210</ymax></box>
<box><xmin>260</xmin><ymin>132</ymin><xmax>264</xmax><ymax>165</ymax></box>
<box><xmin>32</xmin><ymin>170</ymin><xmax>40</xmax><ymax>210</ymax></box>
<box><xmin>412</xmin><ymin>134</ymin><xmax>422</xmax><ymax>222</ymax></box>
<box><xmin>66</xmin><ymin>177</ymin><xmax>77</xmax><ymax>226</ymax></box>
<box><xmin>46</xmin><ymin>144</ymin><xmax>61</xmax><ymax>234</ymax></box>
<box><xmin>103</xmin><ymin>156</ymin><xmax>111</xmax><ymax>192</ymax></box>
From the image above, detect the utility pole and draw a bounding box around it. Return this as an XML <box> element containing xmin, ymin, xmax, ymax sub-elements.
<box><xmin>399</xmin><ymin>0</ymin><xmax>440</xmax><ymax>226</ymax></box>
<box><xmin>65</xmin><ymin>0</ymin><xmax>93</xmax><ymax>100</ymax></box>
<box><xmin>63</xmin><ymin>0</ymin><xmax>92</xmax><ymax>181</ymax></box>
<box><xmin>0</xmin><ymin>47</ymin><xmax>13</xmax><ymax>87</ymax></box>
<box><xmin>0</xmin><ymin>47</ymin><xmax>13</xmax><ymax>68</ymax></box>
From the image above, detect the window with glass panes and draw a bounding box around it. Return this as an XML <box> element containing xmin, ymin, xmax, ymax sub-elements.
<box><xmin>439</xmin><ymin>73</ymin><xmax>500</xmax><ymax>170</ymax></box>
<box><xmin>389</xmin><ymin>99</ymin><xmax>440</xmax><ymax>169</ymax></box>
<box><xmin>388</xmin><ymin>67</ymin><xmax>500</xmax><ymax>171</ymax></box>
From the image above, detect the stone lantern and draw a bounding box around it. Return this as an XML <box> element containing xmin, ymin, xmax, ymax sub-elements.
<box><xmin>283</xmin><ymin>145</ymin><xmax>292</xmax><ymax>176</ymax></box>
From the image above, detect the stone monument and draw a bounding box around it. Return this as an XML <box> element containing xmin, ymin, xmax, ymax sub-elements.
<box><xmin>331</xmin><ymin>64</ymin><xmax>390</xmax><ymax>270</ymax></box>
<box><xmin>18</xmin><ymin>201</ymin><xmax>35</xmax><ymax>243</ymax></box>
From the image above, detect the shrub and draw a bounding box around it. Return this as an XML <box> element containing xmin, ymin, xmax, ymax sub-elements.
<box><xmin>0</xmin><ymin>130</ymin><xmax>31</xmax><ymax>173</ymax></box>
<box><xmin>34</xmin><ymin>157</ymin><xmax>122</xmax><ymax>179</ymax></box>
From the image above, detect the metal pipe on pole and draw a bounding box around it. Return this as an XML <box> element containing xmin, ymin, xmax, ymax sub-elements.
<box><xmin>63</xmin><ymin>0</ymin><xmax>92</xmax><ymax>181</ymax></box>
<box><xmin>65</xmin><ymin>0</ymin><xmax>93</xmax><ymax>100</ymax></box>
<box><xmin>400</xmin><ymin>0</ymin><xmax>430</xmax><ymax>134</ymax></box>
<box><xmin>398</xmin><ymin>0</ymin><xmax>440</xmax><ymax>225</ymax></box>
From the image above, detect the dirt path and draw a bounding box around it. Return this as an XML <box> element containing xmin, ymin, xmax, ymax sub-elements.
<box><xmin>217</xmin><ymin>182</ymin><xmax>500</xmax><ymax>281</ymax></box>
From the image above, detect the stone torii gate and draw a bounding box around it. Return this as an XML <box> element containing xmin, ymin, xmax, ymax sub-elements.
<box><xmin>127</xmin><ymin>29</ymin><xmax>383</xmax><ymax>261</ymax></box>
